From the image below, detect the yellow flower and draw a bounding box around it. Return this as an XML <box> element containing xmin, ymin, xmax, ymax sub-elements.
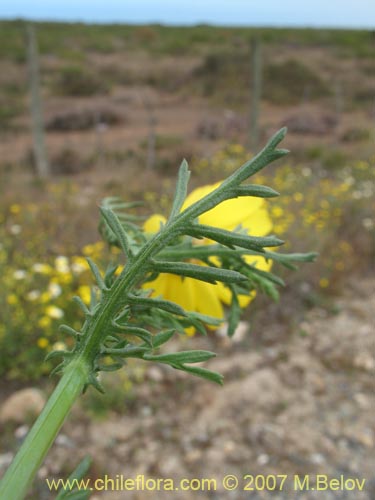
<box><xmin>57</xmin><ymin>273</ymin><xmax>73</xmax><ymax>285</ymax></box>
<box><xmin>319</xmin><ymin>278</ymin><xmax>329</xmax><ymax>288</ymax></box>
<box><xmin>37</xmin><ymin>337</ymin><xmax>49</xmax><ymax>349</ymax></box>
<box><xmin>271</xmin><ymin>206</ymin><xmax>284</xmax><ymax>218</ymax></box>
<box><xmin>71</xmin><ymin>256</ymin><xmax>89</xmax><ymax>274</ymax></box>
<box><xmin>10</xmin><ymin>204</ymin><xmax>21</xmax><ymax>215</ymax></box>
<box><xmin>78</xmin><ymin>285</ymin><xmax>91</xmax><ymax>305</ymax></box>
<box><xmin>40</xmin><ymin>291</ymin><xmax>51</xmax><ymax>303</ymax></box>
<box><xmin>48</xmin><ymin>282</ymin><xmax>62</xmax><ymax>298</ymax></box>
<box><xmin>55</xmin><ymin>256</ymin><xmax>70</xmax><ymax>274</ymax></box>
<box><xmin>32</xmin><ymin>263</ymin><xmax>53</xmax><ymax>274</ymax></box>
<box><xmin>7</xmin><ymin>294</ymin><xmax>18</xmax><ymax>305</ymax></box>
<box><xmin>38</xmin><ymin>316</ymin><xmax>52</xmax><ymax>328</ymax></box>
<box><xmin>142</xmin><ymin>181</ymin><xmax>273</xmax><ymax>326</ymax></box>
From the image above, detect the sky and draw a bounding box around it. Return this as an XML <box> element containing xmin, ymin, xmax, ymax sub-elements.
<box><xmin>0</xmin><ymin>0</ymin><xmax>374</xmax><ymax>29</ymax></box>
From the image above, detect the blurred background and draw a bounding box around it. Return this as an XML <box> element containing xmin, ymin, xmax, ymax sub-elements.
<box><xmin>0</xmin><ymin>1</ymin><xmax>374</xmax><ymax>498</ymax></box>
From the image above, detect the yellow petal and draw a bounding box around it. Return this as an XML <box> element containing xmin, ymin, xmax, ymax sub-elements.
<box><xmin>182</xmin><ymin>182</ymin><xmax>221</xmax><ymax>209</ymax></box>
<box><xmin>143</xmin><ymin>273</ymin><xmax>168</xmax><ymax>298</ymax></box>
<box><xmin>241</xmin><ymin>207</ymin><xmax>273</xmax><ymax>236</ymax></box>
<box><xmin>182</xmin><ymin>182</ymin><xmax>264</xmax><ymax>229</ymax></box>
<box><xmin>143</xmin><ymin>214</ymin><xmax>167</xmax><ymax>233</ymax></box>
<box><xmin>244</xmin><ymin>254</ymin><xmax>273</xmax><ymax>272</ymax></box>
<box><xmin>142</xmin><ymin>274</ymin><xmax>196</xmax><ymax>335</ymax></box>
<box><xmin>216</xmin><ymin>281</ymin><xmax>256</xmax><ymax>308</ymax></box>
<box><xmin>238</xmin><ymin>290</ymin><xmax>256</xmax><ymax>308</ymax></box>
<box><xmin>216</xmin><ymin>281</ymin><xmax>232</xmax><ymax>304</ymax></box>
<box><xmin>193</xmin><ymin>280</ymin><xmax>224</xmax><ymax>320</ymax></box>
<box><xmin>164</xmin><ymin>275</ymin><xmax>196</xmax><ymax>312</ymax></box>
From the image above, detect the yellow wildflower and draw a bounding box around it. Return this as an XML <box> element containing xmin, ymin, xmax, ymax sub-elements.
<box><xmin>48</xmin><ymin>282</ymin><xmax>62</xmax><ymax>298</ymax></box>
<box><xmin>78</xmin><ymin>285</ymin><xmax>91</xmax><ymax>305</ymax></box>
<box><xmin>32</xmin><ymin>263</ymin><xmax>52</xmax><ymax>274</ymax></box>
<box><xmin>7</xmin><ymin>294</ymin><xmax>18</xmax><ymax>305</ymax></box>
<box><xmin>58</xmin><ymin>273</ymin><xmax>73</xmax><ymax>285</ymax></box>
<box><xmin>37</xmin><ymin>337</ymin><xmax>49</xmax><ymax>349</ymax></box>
<box><xmin>55</xmin><ymin>256</ymin><xmax>70</xmax><ymax>274</ymax></box>
<box><xmin>10</xmin><ymin>204</ymin><xmax>21</xmax><ymax>214</ymax></box>
<box><xmin>142</xmin><ymin>181</ymin><xmax>273</xmax><ymax>324</ymax></box>
<box><xmin>40</xmin><ymin>291</ymin><xmax>51</xmax><ymax>303</ymax></box>
<box><xmin>271</xmin><ymin>206</ymin><xmax>284</xmax><ymax>218</ymax></box>
<box><xmin>71</xmin><ymin>256</ymin><xmax>89</xmax><ymax>274</ymax></box>
<box><xmin>319</xmin><ymin>278</ymin><xmax>329</xmax><ymax>288</ymax></box>
<box><xmin>38</xmin><ymin>316</ymin><xmax>52</xmax><ymax>328</ymax></box>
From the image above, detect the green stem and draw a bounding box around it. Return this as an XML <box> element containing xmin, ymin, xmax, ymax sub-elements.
<box><xmin>0</xmin><ymin>360</ymin><xmax>89</xmax><ymax>500</ymax></box>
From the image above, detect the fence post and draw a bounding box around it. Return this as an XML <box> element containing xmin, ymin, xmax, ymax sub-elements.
<box><xmin>249</xmin><ymin>38</ymin><xmax>262</xmax><ymax>151</ymax></box>
<box><xmin>26</xmin><ymin>23</ymin><xmax>49</xmax><ymax>178</ymax></box>
<box><xmin>143</xmin><ymin>96</ymin><xmax>156</xmax><ymax>170</ymax></box>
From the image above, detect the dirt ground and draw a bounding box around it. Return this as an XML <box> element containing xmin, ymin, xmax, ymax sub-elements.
<box><xmin>26</xmin><ymin>274</ymin><xmax>374</xmax><ymax>499</ymax></box>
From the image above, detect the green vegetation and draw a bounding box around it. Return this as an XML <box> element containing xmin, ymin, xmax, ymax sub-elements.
<box><xmin>0</xmin><ymin>21</ymin><xmax>374</xmax><ymax>62</ymax></box>
<box><xmin>52</xmin><ymin>65</ymin><xmax>110</xmax><ymax>97</ymax></box>
<box><xmin>0</xmin><ymin>21</ymin><xmax>373</xmax><ymax>111</ymax></box>
<box><xmin>264</xmin><ymin>59</ymin><xmax>330</xmax><ymax>104</ymax></box>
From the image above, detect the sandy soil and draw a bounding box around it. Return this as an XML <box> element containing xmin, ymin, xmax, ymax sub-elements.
<box><xmin>26</xmin><ymin>274</ymin><xmax>374</xmax><ymax>499</ymax></box>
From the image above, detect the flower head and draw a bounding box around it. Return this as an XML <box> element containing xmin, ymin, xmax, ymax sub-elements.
<box><xmin>142</xmin><ymin>181</ymin><xmax>273</xmax><ymax>328</ymax></box>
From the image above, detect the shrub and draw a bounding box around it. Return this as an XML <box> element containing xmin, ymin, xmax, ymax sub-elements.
<box><xmin>52</xmin><ymin>65</ymin><xmax>110</xmax><ymax>97</ymax></box>
<box><xmin>263</xmin><ymin>59</ymin><xmax>330</xmax><ymax>104</ymax></box>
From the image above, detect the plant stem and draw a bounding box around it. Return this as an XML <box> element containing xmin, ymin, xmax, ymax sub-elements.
<box><xmin>0</xmin><ymin>360</ymin><xmax>89</xmax><ymax>500</ymax></box>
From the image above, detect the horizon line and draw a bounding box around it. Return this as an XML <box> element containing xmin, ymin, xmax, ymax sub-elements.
<box><xmin>0</xmin><ymin>16</ymin><xmax>374</xmax><ymax>31</ymax></box>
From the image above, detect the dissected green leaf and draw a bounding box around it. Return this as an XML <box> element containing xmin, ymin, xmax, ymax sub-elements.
<box><xmin>169</xmin><ymin>159</ymin><xmax>191</xmax><ymax>220</ymax></box>
<box><xmin>128</xmin><ymin>294</ymin><xmax>187</xmax><ymax>316</ymax></box>
<box><xmin>153</xmin><ymin>260</ymin><xmax>247</xmax><ymax>284</ymax></box>
<box><xmin>228</xmin><ymin>290</ymin><xmax>241</xmax><ymax>337</ymax></box>
<box><xmin>231</xmin><ymin>184</ymin><xmax>280</xmax><ymax>198</ymax></box>
<box><xmin>173</xmin><ymin>364</ymin><xmax>224</xmax><ymax>385</ymax></box>
<box><xmin>185</xmin><ymin>224</ymin><xmax>284</xmax><ymax>250</ymax></box>
<box><xmin>143</xmin><ymin>350</ymin><xmax>216</xmax><ymax>364</ymax></box>
<box><xmin>100</xmin><ymin>207</ymin><xmax>134</xmax><ymax>259</ymax></box>
<box><xmin>152</xmin><ymin>329</ymin><xmax>175</xmax><ymax>348</ymax></box>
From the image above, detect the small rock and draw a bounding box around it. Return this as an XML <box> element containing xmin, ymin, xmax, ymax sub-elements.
<box><xmin>310</xmin><ymin>453</ymin><xmax>326</xmax><ymax>464</ymax></box>
<box><xmin>223</xmin><ymin>440</ymin><xmax>236</xmax><ymax>453</ymax></box>
<box><xmin>14</xmin><ymin>425</ymin><xmax>29</xmax><ymax>440</ymax></box>
<box><xmin>158</xmin><ymin>455</ymin><xmax>181</xmax><ymax>475</ymax></box>
<box><xmin>257</xmin><ymin>453</ymin><xmax>270</xmax><ymax>465</ymax></box>
<box><xmin>216</xmin><ymin>321</ymin><xmax>249</xmax><ymax>343</ymax></box>
<box><xmin>37</xmin><ymin>466</ymin><xmax>49</xmax><ymax>479</ymax></box>
<box><xmin>354</xmin><ymin>429</ymin><xmax>374</xmax><ymax>448</ymax></box>
<box><xmin>141</xmin><ymin>406</ymin><xmax>152</xmax><ymax>417</ymax></box>
<box><xmin>147</xmin><ymin>366</ymin><xmax>164</xmax><ymax>382</ymax></box>
<box><xmin>0</xmin><ymin>453</ymin><xmax>13</xmax><ymax>471</ymax></box>
<box><xmin>55</xmin><ymin>434</ymin><xmax>75</xmax><ymax>448</ymax></box>
<box><xmin>185</xmin><ymin>449</ymin><xmax>202</xmax><ymax>464</ymax></box>
<box><xmin>310</xmin><ymin>374</ymin><xmax>326</xmax><ymax>395</ymax></box>
<box><xmin>205</xmin><ymin>447</ymin><xmax>224</xmax><ymax>463</ymax></box>
<box><xmin>354</xmin><ymin>353</ymin><xmax>375</xmax><ymax>371</ymax></box>
<box><xmin>0</xmin><ymin>388</ymin><xmax>46</xmax><ymax>423</ymax></box>
<box><xmin>354</xmin><ymin>393</ymin><xmax>372</xmax><ymax>410</ymax></box>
